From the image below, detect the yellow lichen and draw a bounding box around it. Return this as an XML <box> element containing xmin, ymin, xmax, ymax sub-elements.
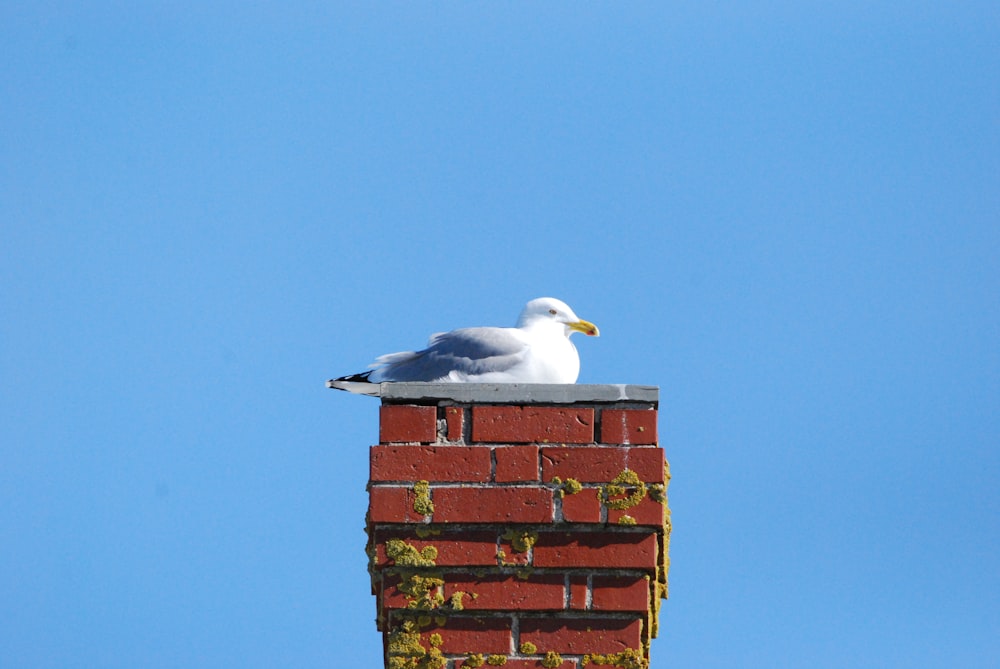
<box><xmin>413</xmin><ymin>480</ymin><xmax>434</xmax><ymax>515</ymax></box>
<box><xmin>486</xmin><ymin>655</ymin><xmax>507</xmax><ymax>665</ymax></box>
<box><xmin>514</xmin><ymin>566</ymin><xmax>535</xmax><ymax>580</ymax></box>
<box><xmin>387</xmin><ymin>623</ymin><xmax>424</xmax><ymax>658</ymax></box>
<box><xmin>449</xmin><ymin>591</ymin><xmax>469</xmax><ymax>610</ymax></box>
<box><xmin>502</xmin><ymin>528</ymin><xmax>539</xmax><ymax>553</ymax></box>
<box><xmin>541</xmin><ymin>650</ymin><xmax>564</xmax><ymax>667</ymax></box>
<box><xmin>425</xmin><ymin>648</ymin><xmax>446</xmax><ymax>669</ymax></box>
<box><xmin>464</xmin><ymin>654</ymin><xmax>485</xmax><ymax>668</ymax></box>
<box><xmin>647</xmin><ymin>483</ymin><xmax>666</xmax><ymax>504</ymax></box>
<box><xmin>428</xmin><ymin>633</ymin><xmax>442</xmax><ymax>647</ymax></box>
<box><xmin>583</xmin><ymin>649</ymin><xmax>648</xmax><ymax>669</ymax></box>
<box><xmin>386</xmin><ymin>621</ymin><xmax>448</xmax><ymax>669</ymax></box>
<box><xmin>617</xmin><ymin>514</ymin><xmax>637</xmax><ymax>526</ymax></box>
<box><xmin>400</xmin><ymin>573</ymin><xmax>445</xmax><ymax>610</ymax></box>
<box><xmin>386</xmin><ymin>539</ymin><xmax>438</xmax><ymax>567</ymax></box>
<box><xmin>552</xmin><ymin>476</ymin><xmax>583</xmax><ymax>497</ymax></box>
<box><xmin>519</xmin><ymin>641</ymin><xmax>537</xmax><ymax>655</ymax></box>
<box><xmin>601</xmin><ymin>470</ymin><xmax>647</xmax><ymax>510</ymax></box>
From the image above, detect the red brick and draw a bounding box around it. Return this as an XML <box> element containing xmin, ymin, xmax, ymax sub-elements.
<box><xmin>495</xmin><ymin>445</ymin><xmax>540</xmax><ymax>482</ymax></box>
<box><xmin>541</xmin><ymin>447</ymin><xmax>626</xmax><ymax>483</ymax></box>
<box><xmin>380</xmin><ymin>573</ymin><xmax>428</xmax><ymax>610</ymax></box>
<box><xmin>367</xmin><ymin>485</ymin><xmax>428</xmax><ymax>523</ymax></box>
<box><xmin>625</xmin><ymin>447</ymin><xmax>666</xmax><ymax>484</ymax></box>
<box><xmin>498</xmin><ymin>532</ymin><xmax>532</xmax><ymax>565</ymax></box>
<box><xmin>444</xmin><ymin>574</ymin><xmax>565</xmax><ymax>611</ymax></box>
<box><xmin>569</xmin><ymin>575</ymin><xmax>588</xmax><ymax>610</ymax></box>
<box><xmin>462</xmin><ymin>661</ymin><xmax>576</xmax><ymax>669</ymax></box>
<box><xmin>591</xmin><ymin>576</ymin><xmax>650</xmax><ymax>612</ymax></box>
<box><xmin>412</xmin><ymin>616</ymin><xmax>512</xmax><ymax>654</ymax></box>
<box><xmin>372</xmin><ymin>530</ymin><xmax>499</xmax><ymax>568</ymax></box>
<box><xmin>434</xmin><ymin>487</ymin><xmax>553</xmax><ymax>523</ymax></box>
<box><xmin>472</xmin><ymin>406</ymin><xmax>594</xmax><ymax>444</ymax></box>
<box><xmin>533</xmin><ymin>532</ymin><xmax>658</xmax><ymax>570</ymax></box>
<box><xmin>600</xmin><ymin>409</ymin><xmax>658</xmax><ymax>445</ymax></box>
<box><xmin>445</xmin><ymin>406</ymin><xmax>464</xmax><ymax>441</ymax></box>
<box><xmin>561</xmin><ymin>488</ymin><xmax>602</xmax><ymax>523</ymax></box>
<box><xmin>370</xmin><ymin>445</ymin><xmax>491</xmax><ymax>482</ymax></box>
<box><xmin>518</xmin><ymin>617</ymin><xmax>644</xmax><ymax>655</ymax></box>
<box><xmin>607</xmin><ymin>497</ymin><xmax>666</xmax><ymax>527</ymax></box>
<box><xmin>380</xmin><ymin>405</ymin><xmax>437</xmax><ymax>443</ymax></box>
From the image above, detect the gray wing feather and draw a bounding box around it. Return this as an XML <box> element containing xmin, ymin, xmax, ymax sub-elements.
<box><xmin>370</xmin><ymin>327</ymin><xmax>527</xmax><ymax>382</ymax></box>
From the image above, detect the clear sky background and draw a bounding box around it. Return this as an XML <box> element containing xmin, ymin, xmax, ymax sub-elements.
<box><xmin>2</xmin><ymin>3</ymin><xmax>998</xmax><ymax>668</ymax></box>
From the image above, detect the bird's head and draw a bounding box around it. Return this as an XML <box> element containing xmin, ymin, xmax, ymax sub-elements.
<box><xmin>517</xmin><ymin>297</ymin><xmax>600</xmax><ymax>337</ymax></box>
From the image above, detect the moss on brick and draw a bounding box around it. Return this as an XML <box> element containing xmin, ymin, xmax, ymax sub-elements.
<box><xmin>502</xmin><ymin>528</ymin><xmax>539</xmax><ymax>553</ymax></box>
<box><xmin>413</xmin><ymin>480</ymin><xmax>434</xmax><ymax>515</ymax></box>
<box><xmin>414</xmin><ymin>526</ymin><xmax>441</xmax><ymax>539</ymax></box>
<box><xmin>386</xmin><ymin>621</ymin><xmax>447</xmax><ymax>669</ymax></box>
<box><xmin>386</xmin><ymin>539</ymin><xmax>438</xmax><ymax>567</ymax></box>
<box><xmin>400</xmin><ymin>573</ymin><xmax>445</xmax><ymax>610</ymax></box>
<box><xmin>541</xmin><ymin>651</ymin><xmax>564</xmax><ymax>668</ymax></box>
<box><xmin>601</xmin><ymin>470</ymin><xmax>647</xmax><ymax>510</ymax></box>
<box><xmin>449</xmin><ymin>591</ymin><xmax>470</xmax><ymax>610</ymax></box>
<box><xmin>583</xmin><ymin>649</ymin><xmax>648</xmax><ymax>669</ymax></box>
<box><xmin>647</xmin><ymin>483</ymin><xmax>666</xmax><ymax>504</ymax></box>
<box><xmin>562</xmin><ymin>477</ymin><xmax>583</xmax><ymax>495</ymax></box>
<box><xmin>552</xmin><ymin>475</ymin><xmax>583</xmax><ymax>497</ymax></box>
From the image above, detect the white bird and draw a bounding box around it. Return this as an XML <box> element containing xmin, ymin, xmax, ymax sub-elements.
<box><xmin>328</xmin><ymin>297</ymin><xmax>599</xmax><ymax>392</ymax></box>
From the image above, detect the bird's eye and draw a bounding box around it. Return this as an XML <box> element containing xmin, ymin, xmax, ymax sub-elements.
<box><xmin>549</xmin><ymin>309</ymin><xmax>557</xmax><ymax>315</ymax></box>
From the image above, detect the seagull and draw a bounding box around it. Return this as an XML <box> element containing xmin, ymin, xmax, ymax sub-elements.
<box><xmin>328</xmin><ymin>297</ymin><xmax>599</xmax><ymax>392</ymax></box>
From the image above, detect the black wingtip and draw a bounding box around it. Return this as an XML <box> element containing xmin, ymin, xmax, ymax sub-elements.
<box><xmin>334</xmin><ymin>371</ymin><xmax>373</xmax><ymax>383</ymax></box>
<box><xmin>327</xmin><ymin>372</ymin><xmax>381</xmax><ymax>396</ymax></box>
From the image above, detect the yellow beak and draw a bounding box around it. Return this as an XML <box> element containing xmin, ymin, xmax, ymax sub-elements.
<box><xmin>567</xmin><ymin>319</ymin><xmax>600</xmax><ymax>337</ymax></box>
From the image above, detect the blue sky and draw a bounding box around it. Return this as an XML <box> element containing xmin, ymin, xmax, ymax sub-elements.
<box><xmin>2</xmin><ymin>3</ymin><xmax>998</xmax><ymax>668</ymax></box>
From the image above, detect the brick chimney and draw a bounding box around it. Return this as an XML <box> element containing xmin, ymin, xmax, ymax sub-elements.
<box><xmin>365</xmin><ymin>383</ymin><xmax>670</xmax><ymax>669</ymax></box>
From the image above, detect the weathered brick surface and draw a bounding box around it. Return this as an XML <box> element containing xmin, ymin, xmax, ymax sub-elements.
<box><xmin>607</xmin><ymin>497</ymin><xmax>666</xmax><ymax>527</ymax></box>
<box><xmin>471</xmin><ymin>406</ymin><xmax>595</xmax><ymax>443</ymax></box>
<box><xmin>443</xmin><ymin>574</ymin><xmax>566</xmax><ymax>610</ymax></box>
<box><xmin>434</xmin><ymin>486</ymin><xmax>553</xmax><ymax>523</ymax></box>
<box><xmin>560</xmin><ymin>487</ymin><xmax>602</xmax><ymax>523</ymax></box>
<box><xmin>518</xmin><ymin>617</ymin><xmax>644</xmax><ymax>655</ymax></box>
<box><xmin>540</xmin><ymin>447</ymin><xmax>627</xmax><ymax>482</ymax></box>
<box><xmin>601</xmin><ymin>409</ymin><xmax>658</xmax><ymax>444</ymax></box>
<box><xmin>371</xmin><ymin>529</ymin><xmax>499</xmax><ymax>567</ymax></box>
<box><xmin>367</xmin><ymin>394</ymin><xmax>667</xmax><ymax>669</ymax></box>
<box><xmin>591</xmin><ymin>575</ymin><xmax>651</xmax><ymax>611</ymax></box>
<box><xmin>379</xmin><ymin>404</ymin><xmax>437</xmax><ymax>443</ymax></box>
<box><xmin>367</xmin><ymin>486</ymin><xmax>427</xmax><ymax>523</ymax></box>
<box><xmin>379</xmin><ymin>574</ymin><xmax>415</xmax><ymax>610</ymax></box>
<box><xmin>569</xmin><ymin>575</ymin><xmax>589</xmax><ymax>610</ymax></box>
<box><xmin>533</xmin><ymin>532</ymin><xmax>658</xmax><ymax>569</ymax></box>
<box><xmin>457</xmin><ymin>660</ymin><xmax>577</xmax><ymax>669</ymax></box>
<box><xmin>495</xmin><ymin>445</ymin><xmax>540</xmax><ymax>482</ymax></box>
<box><xmin>370</xmin><ymin>445</ymin><xmax>491</xmax><ymax>482</ymax></box>
<box><xmin>498</xmin><ymin>532</ymin><xmax>532</xmax><ymax>565</ymax></box>
<box><xmin>445</xmin><ymin>406</ymin><xmax>464</xmax><ymax>441</ymax></box>
<box><xmin>626</xmin><ymin>447</ymin><xmax>667</xmax><ymax>484</ymax></box>
<box><xmin>420</xmin><ymin>616</ymin><xmax>512</xmax><ymax>654</ymax></box>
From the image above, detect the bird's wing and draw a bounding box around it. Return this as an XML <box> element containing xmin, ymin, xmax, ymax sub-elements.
<box><xmin>370</xmin><ymin>326</ymin><xmax>529</xmax><ymax>382</ymax></box>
